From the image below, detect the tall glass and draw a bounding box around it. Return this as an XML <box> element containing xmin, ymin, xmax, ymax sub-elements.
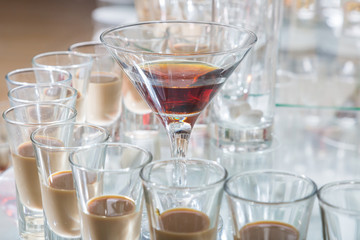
<box><xmin>5</xmin><ymin>67</ymin><xmax>72</xmax><ymax>90</ymax></box>
<box><xmin>101</xmin><ymin>21</ymin><xmax>257</xmax><ymax>157</ymax></box>
<box><xmin>8</xmin><ymin>84</ymin><xmax>77</xmax><ymax>108</ymax></box>
<box><xmin>70</xmin><ymin>142</ymin><xmax>152</xmax><ymax>240</ymax></box>
<box><xmin>209</xmin><ymin>0</ymin><xmax>282</xmax><ymax>151</ymax></box>
<box><xmin>2</xmin><ymin>103</ymin><xmax>76</xmax><ymax>239</ymax></box>
<box><xmin>69</xmin><ymin>41</ymin><xmax>123</xmax><ymax>140</ymax></box>
<box><xmin>32</xmin><ymin>51</ymin><xmax>93</xmax><ymax>122</ymax></box>
<box><xmin>31</xmin><ymin>123</ymin><xmax>109</xmax><ymax>240</ymax></box>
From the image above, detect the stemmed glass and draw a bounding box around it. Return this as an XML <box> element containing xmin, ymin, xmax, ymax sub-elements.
<box><xmin>101</xmin><ymin>21</ymin><xmax>256</xmax><ymax>157</ymax></box>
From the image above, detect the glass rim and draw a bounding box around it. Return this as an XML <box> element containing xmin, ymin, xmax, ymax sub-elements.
<box><xmin>8</xmin><ymin>83</ymin><xmax>78</xmax><ymax>105</ymax></box>
<box><xmin>5</xmin><ymin>67</ymin><xmax>72</xmax><ymax>87</ymax></box>
<box><xmin>100</xmin><ymin>20</ymin><xmax>257</xmax><ymax>57</ymax></box>
<box><xmin>2</xmin><ymin>103</ymin><xmax>77</xmax><ymax>126</ymax></box>
<box><xmin>69</xmin><ymin>41</ymin><xmax>107</xmax><ymax>57</ymax></box>
<box><xmin>69</xmin><ymin>142</ymin><xmax>153</xmax><ymax>173</ymax></box>
<box><xmin>32</xmin><ymin>51</ymin><xmax>93</xmax><ymax>69</ymax></box>
<box><xmin>30</xmin><ymin>123</ymin><xmax>110</xmax><ymax>151</ymax></box>
<box><xmin>140</xmin><ymin>158</ymin><xmax>228</xmax><ymax>190</ymax></box>
<box><xmin>224</xmin><ymin>170</ymin><xmax>318</xmax><ymax>205</ymax></box>
<box><xmin>318</xmin><ymin>180</ymin><xmax>360</xmax><ymax>215</ymax></box>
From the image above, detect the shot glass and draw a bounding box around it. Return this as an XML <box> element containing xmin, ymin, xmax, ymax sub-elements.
<box><xmin>140</xmin><ymin>158</ymin><xmax>228</xmax><ymax>240</ymax></box>
<box><xmin>225</xmin><ymin>170</ymin><xmax>317</xmax><ymax>240</ymax></box>
<box><xmin>31</xmin><ymin>123</ymin><xmax>109</xmax><ymax>240</ymax></box>
<box><xmin>318</xmin><ymin>180</ymin><xmax>360</xmax><ymax>240</ymax></box>
<box><xmin>69</xmin><ymin>41</ymin><xmax>123</xmax><ymax>140</ymax></box>
<box><xmin>5</xmin><ymin>67</ymin><xmax>72</xmax><ymax>90</ymax></box>
<box><xmin>32</xmin><ymin>51</ymin><xmax>93</xmax><ymax>122</ymax></box>
<box><xmin>8</xmin><ymin>84</ymin><xmax>77</xmax><ymax>108</ymax></box>
<box><xmin>70</xmin><ymin>142</ymin><xmax>152</xmax><ymax>240</ymax></box>
<box><xmin>2</xmin><ymin>103</ymin><xmax>76</xmax><ymax>239</ymax></box>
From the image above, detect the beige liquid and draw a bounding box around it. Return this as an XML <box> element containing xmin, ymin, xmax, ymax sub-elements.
<box><xmin>86</xmin><ymin>72</ymin><xmax>122</xmax><ymax>125</ymax></box>
<box><xmin>75</xmin><ymin>91</ymin><xmax>85</xmax><ymax>122</ymax></box>
<box><xmin>41</xmin><ymin>170</ymin><xmax>80</xmax><ymax>237</ymax></box>
<box><xmin>122</xmin><ymin>75</ymin><xmax>151</xmax><ymax>114</ymax></box>
<box><xmin>152</xmin><ymin>208</ymin><xmax>217</xmax><ymax>240</ymax></box>
<box><xmin>81</xmin><ymin>195</ymin><xmax>141</xmax><ymax>240</ymax></box>
<box><xmin>11</xmin><ymin>141</ymin><xmax>42</xmax><ymax>210</ymax></box>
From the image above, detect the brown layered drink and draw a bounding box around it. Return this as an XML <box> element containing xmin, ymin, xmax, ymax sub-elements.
<box><xmin>86</xmin><ymin>72</ymin><xmax>122</xmax><ymax>125</ymax></box>
<box><xmin>234</xmin><ymin>221</ymin><xmax>299</xmax><ymax>240</ymax></box>
<box><xmin>151</xmin><ymin>208</ymin><xmax>217</xmax><ymax>240</ymax></box>
<box><xmin>41</xmin><ymin>170</ymin><xmax>80</xmax><ymax>237</ymax></box>
<box><xmin>80</xmin><ymin>195</ymin><xmax>141</xmax><ymax>240</ymax></box>
<box><xmin>11</xmin><ymin>141</ymin><xmax>42</xmax><ymax>210</ymax></box>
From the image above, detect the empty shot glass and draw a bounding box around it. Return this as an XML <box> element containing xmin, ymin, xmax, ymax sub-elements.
<box><xmin>318</xmin><ymin>180</ymin><xmax>360</xmax><ymax>240</ymax></box>
<box><xmin>140</xmin><ymin>158</ymin><xmax>228</xmax><ymax>240</ymax></box>
<box><xmin>225</xmin><ymin>170</ymin><xmax>317</xmax><ymax>240</ymax></box>
<box><xmin>5</xmin><ymin>67</ymin><xmax>72</xmax><ymax>90</ymax></box>
<box><xmin>31</xmin><ymin>123</ymin><xmax>109</xmax><ymax>240</ymax></box>
<box><xmin>3</xmin><ymin>103</ymin><xmax>76</xmax><ymax>239</ymax></box>
<box><xmin>8</xmin><ymin>84</ymin><xmax>77</xmax><ymax>108</ymax></box>
<box><xmin>32</xmin><ymin>51</ymin><xmax>93</xmax><ymax>122</ymax></box>
<box><xmin>70</xmin><ymin>142</ymin><xmax>152</xmax><ymax>240</ymax></box>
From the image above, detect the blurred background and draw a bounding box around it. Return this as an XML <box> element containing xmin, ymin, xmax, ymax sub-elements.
<box><xmin>0</xmin><ymin>0</ymin><xmax>136</xmax><ymax>100</ymax></box>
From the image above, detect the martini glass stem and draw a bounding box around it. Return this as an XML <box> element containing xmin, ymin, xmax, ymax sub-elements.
<box><xmin>167</xmin><ymin>122</ymin><xmax>193</xmax><ymax>158</ymax></box>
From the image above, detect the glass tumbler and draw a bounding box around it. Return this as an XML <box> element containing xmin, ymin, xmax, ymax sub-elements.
<box><xmin>140</xmin><ymin>158</ymin><xmax>228</xmax><ymax>240</ymax></box>
<box><xmin>31</xmin><ymin>123</ymin><xmax>109</xmax><ymax>240</ymax></box>
<box><xmin>70</xmin><ymin>142</ymin><xmax>152</xmax><ymax>240</ymax></box>
<box><xmin>2</xmin><ymin>103</ymin><xmax>76</xmax><ymax>239</ymax></box>
<box><xmin>225</xmin><ymin>170</ymin><xmax>317</xmax><ymax>240</ymax></box>
<box><xmin>318</xmin><ymin>180</ymin><xmax>360</xmax><ymax>240</ymax></box>
<box><xmin>32</xmin><ymin>51</ymin><xmax>93</xmax><ymax>122</ymax></box>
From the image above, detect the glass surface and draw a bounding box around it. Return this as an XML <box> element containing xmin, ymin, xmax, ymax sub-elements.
<box><xmin>101</xmin><ymin>21</ymin><xmax>256</xmax><ymax>157</ymax></box>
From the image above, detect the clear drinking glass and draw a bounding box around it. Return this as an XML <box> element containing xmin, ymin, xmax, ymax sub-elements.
<box><xmin>5</xmin><ymin>67</ymin><xmax>72</xmax><ymax>90</ymax></box>
<box><xmin>31</xmin><ymin>123</ymin><xmax>109</xmax><ymax>240</ymax></box>
<box><xmin>318</xmin><ymin>180</ymin><xmax>360</xmax><ymax>240</ymax></box>
<box><xmin>70</xmin><ymin>142</ymin><xmax>152</xmax><ymax>240</ymax></box>
<box><xmin>69</xmin><ymin>41</ymin><xmax>123</xmax><ymax>140</ymax></box>
<box><xmin>2</xmin><ymin>103</ymin><xmax>76</xmax><ymax>239</ymax></box>
<box><xmin>101</xmin><ymin>21</ymin><xmax>256</xmax><ymax>157</ymax></box>
<box><xmin>134</xmin><ymin>0</ymin><xmax>214</xmax><ymax>22</ymax></box>
<box><xmin>225</xmin><ymin>170</ymin><xmax>317</xmax><ymax>240</ymax></box>
<box><xmin>8</xmin><ymin>84</ymin><xmax>77</xmax><ymax>108</ymax></box>
<box><xmin>140</xmin><ymin>158</ymin><xmax>228</xmax><ymax>240</ymax></box>
<box><xmin>209</xmin><ymin>0</ymin><xmax>283</xmax><ymax>151</ymax></box>
<box><xmin>32</xmin><ymin>51</ymin><xmax>93</xmax><ymax>122</ymax></box>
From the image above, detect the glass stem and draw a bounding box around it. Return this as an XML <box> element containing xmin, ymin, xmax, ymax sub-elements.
<box><xmin>167</xmin><ymin>122</ymin><xmax>192</xmax><ymax>158</ymax></box>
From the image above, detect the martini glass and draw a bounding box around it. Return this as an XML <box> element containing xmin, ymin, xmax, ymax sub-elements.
<box><xmin>101</xmin><ymin>21</ymin><xmax>257</xmax><ymax>157</ymax></box>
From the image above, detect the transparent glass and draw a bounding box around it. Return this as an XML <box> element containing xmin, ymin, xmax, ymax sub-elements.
<box><xmin>5</xmin><ymin>68</ymin><xmax>72</xmax><ymax>90</ymax></box>
<box><xmin>31</xmin><ymin>123</ymin><xmax>109</xmax><ymax>240</ymax></box>
<box><xmin>2</xmin><ymin>103</ymin><xmax>77</xmax><ymax>239</ymax></box>
<box><xmin>318</xmin><ymin>181</ymin><xmax>360</xmax><ymax>240</ymax></box>
<box><xmin>225</xmin><ymin>170</ymin><xmax>317</xmax><ymax>240</ymax></box>
<box><xmin>101</xmin><ymin>21</ymin><xmax>256</xmax><ymax>157</ymax></box>
<box><xmin>140</xmin><ymin>158</ymin><xmax>227</xmax><ymax>240</ymax></box>
<box><xmin>8</xmin><ymin>84</ymin><xmax>77</xmax><ymax>108</ymax></box>
<box><xmin>32</xmin><ymin>51</ymin><xmax>93</xmax><ymax>123</ymax></box>
<box><xmin>69</xmin><ymin>41</ymin><xmax>123</xmax><ymax>140</ymax></box>
<box><xmin>70</xmin><ymin>142</ymin><xmax>152</xmax><ymax>240</ymax></box>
